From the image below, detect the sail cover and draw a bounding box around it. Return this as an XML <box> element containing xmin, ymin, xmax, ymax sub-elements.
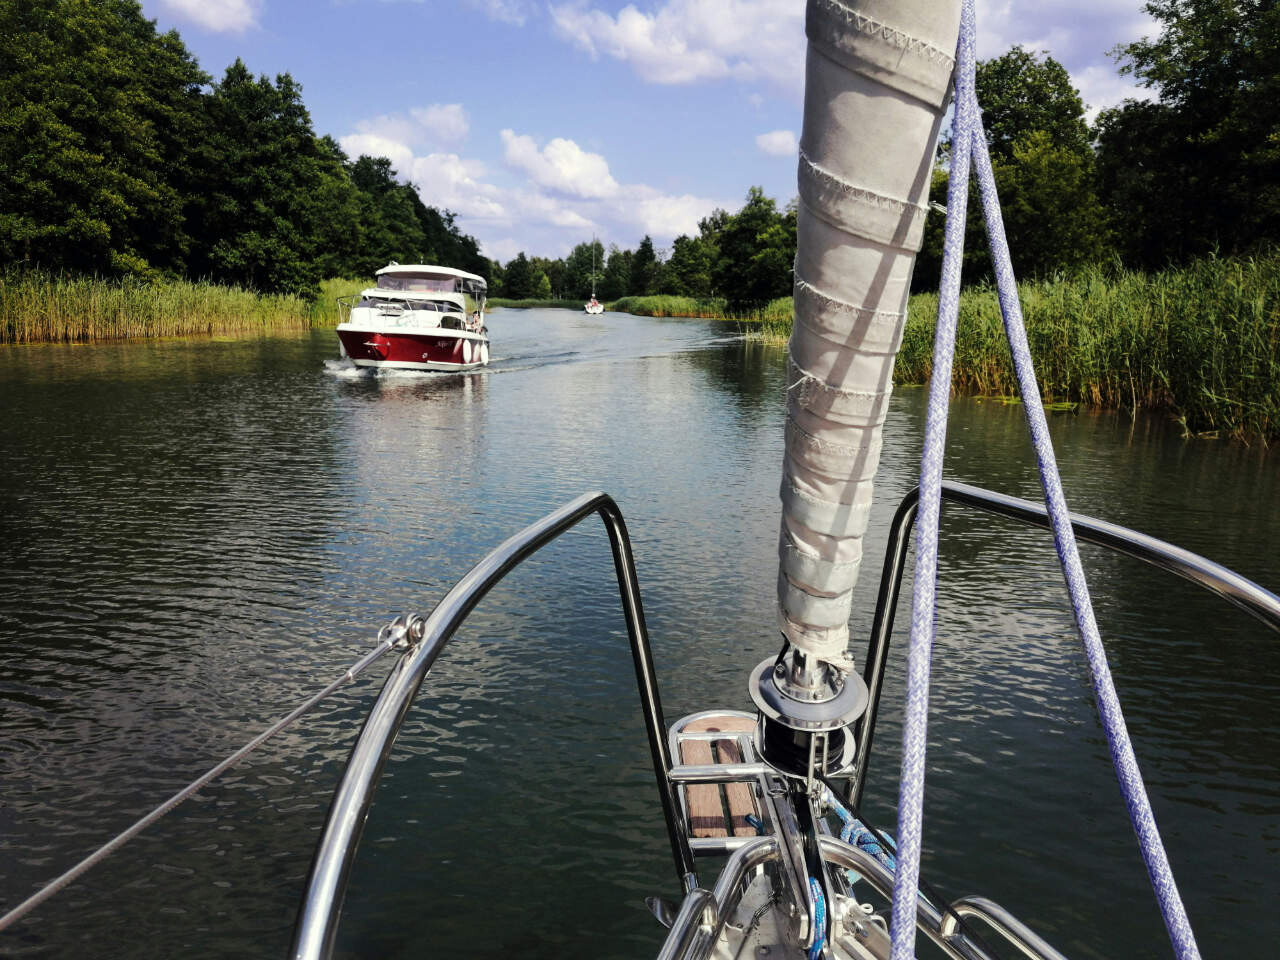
<box><xmin>778</xmin><ymin>0</ymin><xmax>960</xmax><ymax>661</ymax></box>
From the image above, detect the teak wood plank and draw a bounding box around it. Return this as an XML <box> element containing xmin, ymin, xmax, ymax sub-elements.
<box><xmin>679</xmin><ymin>738</ymin><xmax>727</xmax><ymax>837</ymax></box>
<box><xmin>717</xmin><ymin>737</ymin><xmax>761</xmax><ymax>837</ymax></box>
<box><xmin>683</xmin><ymin>715</ymin><xmax>756</xmax><ymax>734</ymax></box>
<box><xmin>679</xmin><ymin>715</ymin><xmax>760</xmax><ymax>838</ymax></box>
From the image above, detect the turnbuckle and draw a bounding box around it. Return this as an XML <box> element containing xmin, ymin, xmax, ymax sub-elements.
<box><xmin>377</xmin><ymin>613</ymin><xmax>426</xmax><ymax>649</ymax></box>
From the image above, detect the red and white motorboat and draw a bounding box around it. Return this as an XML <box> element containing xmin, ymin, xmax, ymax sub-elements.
<box><xmin>336</xmin><ymin>263</ymin><xmax>489</xmax><ymax>371</ymax></box>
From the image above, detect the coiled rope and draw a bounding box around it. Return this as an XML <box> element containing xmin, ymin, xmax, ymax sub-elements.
<box><xmin>0</xmin><ymin>619</ymin><xmax>413</xmax><ymax>935</ymax></box>
<box><xmin>888</xmin><ymin>2</ymin><xmax>1202</xmax><ymax>958</ymax></box>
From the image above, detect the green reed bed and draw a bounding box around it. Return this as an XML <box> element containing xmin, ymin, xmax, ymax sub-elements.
<box><xmin>310</xmin><ymin>276</ymin><xmax>370</xmax><ymax>326</ymax></box>
<box><xmin>1</xmin><ymin>272</ymin><xmax>317</xmax><ymax>344</ymax></box>
<box><xmin>611</xmin><ymin>294</ymin><xmax>729</xmax><ymax>318</ymax></box>
<box><xmin>614</xmin><ymin>294</ymin><xmax>796</xmax><ymax>334</ymax></box>
<box><xmin>896</xmin><ymin>256</ymin><xmax>1279</xmax><ymax>443</ymax></box>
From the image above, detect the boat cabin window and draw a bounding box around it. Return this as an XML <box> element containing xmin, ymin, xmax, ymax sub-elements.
<box><xmin>377</xmin><ymin>275</ymin><xmax>457</xmax><ymax>293</ymax></box>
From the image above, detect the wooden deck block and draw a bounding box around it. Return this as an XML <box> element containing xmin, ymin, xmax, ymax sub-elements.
<box><xmin>717</xmin><ymin>737</ymin><xmax>761</xmax><ymax>836</ymax></box>
<box><xmin>680</xmin><ymin>737</ymin><xmax>727</xmax><ymax>837</ymax></box>
<box><xmin>678</xmin><ymin>715</ymin><xmax>761</xmax><ymax>838</ymax></box>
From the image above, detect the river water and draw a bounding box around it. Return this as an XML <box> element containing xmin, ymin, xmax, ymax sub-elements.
<box><xmin>1</xmin><ymin>309</ymin><xmax>1276</xmax><ymax>959</ymax></box>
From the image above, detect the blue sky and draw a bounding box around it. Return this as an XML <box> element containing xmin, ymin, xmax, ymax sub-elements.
<box><xmin>140</xmin><ymin>0</ymin><xmax>1159</xmax><ymax>264</ymax></box>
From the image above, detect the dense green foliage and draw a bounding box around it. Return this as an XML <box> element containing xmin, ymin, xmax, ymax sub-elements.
<box><xmin>1096</xmin><ymin>0</ymin><xmax>1280</xmax><ymax>268</ymax></box>
<box><xmin>916</xmin><ymin>46</ymin><xmax>1110</xmax><ymax>287</ymax></box>
<box><xmin>0</xmin><ymin>1</ymin><xmax>485</xmax><ymax>295</ymax></box>
<box><xmin>492</xmin><ymin>187</ymin><xmax>796</xmax><ymax>308</ymax></box>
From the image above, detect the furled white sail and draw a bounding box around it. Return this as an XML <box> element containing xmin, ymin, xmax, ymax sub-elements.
<box><xmin>778</xmin><ymin>0</ymin><xmax>961</xmax><ymax>661</ymax></box>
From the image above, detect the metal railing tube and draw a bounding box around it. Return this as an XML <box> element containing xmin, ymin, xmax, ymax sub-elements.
<box><xmin>939</xmin><ymin>896</ymin><xmax>1070</xmax><ymax>960</ymax></box>
<box><xmin>847</xmin><ymin>480</ymin><xmax>1280</xmax><ymax>809</ymax></box>
<box><xmin>656</xmin><ymin>837</ymin><xmax>780</xmax><ymax>960</ymax></box>
<box><xmin>849</xmin><ymin>487</ymin><xmax>920</xmax><ymax>809</ymax></box>
<box><xmin>290</xmin><ymin>492</ymin><xmax>693</xmax><ymax>960</ymax></box>
<box><xmin>940</xmin><ymin>480</ymin><xmax>1280</xmax><ymax>630</ymax></box>
<box><xmin>654</xmin><ymin>888</ymin><xmax>717</xmax><ymax>960</ymax></box>
<box><xmin>667</xmin><ymin>762</ymin><xmax>775</xmax><ymax>783</ymax></box>
<box><xmin>818</xmin><ymin>837</ymin><xmax>1005</xmax><ymax>960</ymax></box>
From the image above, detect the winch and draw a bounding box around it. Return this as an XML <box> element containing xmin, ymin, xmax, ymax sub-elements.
<box><xmin>749</xmin><ymin>647</ymin><xmax>868</xmax><ymax>787</ymax></box>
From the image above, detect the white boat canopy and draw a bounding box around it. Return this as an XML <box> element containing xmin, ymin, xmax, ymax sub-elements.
<box><xmin>375</xmin><ymin>263</ymin><xmax>487</xmax><ymax>295</ymax></box>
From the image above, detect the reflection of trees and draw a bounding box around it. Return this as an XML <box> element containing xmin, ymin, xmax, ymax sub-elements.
<box><xmin>681</xmin><ymin>334</ymin><xmax>787</xmax><ymax>418</ymax></box>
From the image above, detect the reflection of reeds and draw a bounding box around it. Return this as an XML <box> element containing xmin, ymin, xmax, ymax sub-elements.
<box><xmin>486</xmin><ymin>298</ymin><xmax>584</xmax><ymax>310</ymax></box>
<box><xmin>611</xmin><ymin>294</ymin><xmax>796</xmax><ymax>332</ymax></box>
<box><xmin>1</xmin><ymin>272</ymin><xmax>323</xmax><ymax>343</ymax></box>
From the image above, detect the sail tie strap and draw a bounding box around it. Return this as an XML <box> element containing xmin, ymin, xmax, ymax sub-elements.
<box><xmin>888</xmin><ymin>2</ymin><xmax>1202</xmax><ymax>959</ymax></box>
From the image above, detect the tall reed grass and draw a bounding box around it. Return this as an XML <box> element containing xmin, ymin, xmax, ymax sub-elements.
<box><xmin>1</xmin><ymin>272</ymin><xmax>316</xmax><ymax>343</ymax></box>
<box><xmin>612</xmin><ymin>294</ymin><xmax>796</xmax><ymax>330</ymax></box>
<box><xmin>693</xmin><ymin>254</ymin><xmax>1278</xmax><ymax>442</ymax></box>
<box><xmin>310</xmin><ymin>276</ymin><xmax>370</xmax><ymax>326</ymax></box>
<box><xmin>897</xmin><ymin>257</ymin><xmax>1278</xmax><ymax>442</ymax></box>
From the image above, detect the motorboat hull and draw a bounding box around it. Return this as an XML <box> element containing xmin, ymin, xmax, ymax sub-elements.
<box><xmin>336</xmin><ymin>325</ymin><xmax>490</xmax><ymax>371</ymax></box>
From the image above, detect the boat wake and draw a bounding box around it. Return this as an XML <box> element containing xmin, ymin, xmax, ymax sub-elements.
<box><xmin>321</xmin><ymin>358</ymin><xmax>479</xmax><ymax>379</ymax></box>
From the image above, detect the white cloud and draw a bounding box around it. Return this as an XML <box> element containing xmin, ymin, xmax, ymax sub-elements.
<box><xmin>409</xmin><ymin>104</ymin><xmax>470</xmax><ymax>146</ymax></box>
<box><xmin>755</xmin><ymin>129</ymin><xmax>796</xmax><ymax>157</ymax></box>
<box><xmin>549</xmin><ymin>0</ymin><xmax>803</xmax><ymax>95</ymax></box>
<box><xmin>349</xmin><ymin>105</ymin><xmax>470</xmax><ymax>151</ymax></box>
<box><xmin>974</xmin><ymin>0</ymin><xmax>1159</xmax><ymax>119</ymax></box>
<box><xmin>157</xmin><ymin>0</ymin><xmax>258</xmax><ymax>31</ymax></box>
<box><xmin>338</xmin><ymin>133</ymin><xmax>416</xmax><ymax>177</ymax></box>
<box><xmin>467</xmin><ymin>0</ymin><xmax>535</xmax><ymax>25</ymax></box>
<box><xmin>409</xmin><ymin>153</ymin><xmax>505</xmax><ymax>219</ymax></box>
<box><xmin>341</xmin><ymin>117</ymin><xmax>726</xmax><ymax>260</ymax></box>
<box><xmin>612</xmin><ymin>185</ymin><xmax>712</xmax><ymax>238</ymax></box>
<box><xmin>350</xmin><ymin>114</ymin><xmax>419</xmax><ymax>146</ymax></box>
<box><xmin>1074</xmin><ymin>64</ymin><xmax>1156</xmax><ymax>122</ymax></box>
<box><xmin>500</xmin><ymin>130</ymin><xmax>620</xmax><ymax>199</ymax></box>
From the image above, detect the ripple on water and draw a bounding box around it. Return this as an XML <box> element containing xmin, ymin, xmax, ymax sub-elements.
<box><xmin>0</xmin><ymin>318</ymin><xmax>1276</xmax><ymax>959</ymax></box>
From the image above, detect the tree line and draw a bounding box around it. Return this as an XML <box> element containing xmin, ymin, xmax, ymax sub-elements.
<box><xmin>0</xmin><ymin>0</ymin><xmax>487</xmax><ymax>296</ymax></box>
<box><xmin>920</xmin><ymin>0</ymin><xmax>1279</xmax><ymax>287</ymax></box>
<box><xmin>499</xmin><ymin>0</ymin><xmax>1280</xmax><ymax>301</ymax></box>
<box><xmin>5</xmin><ymin>1</ymin><xmax>1275</xmax><ymax>305</ymax></box>
<box><xmin>493</xmin><ymin>186</ymin><xmax>797</xmax><ymax>304</ymax></box>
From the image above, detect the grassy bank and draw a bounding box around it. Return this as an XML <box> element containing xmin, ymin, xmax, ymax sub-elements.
<box><xmin>310</xmin><ymin>277</ymin><xmax>369</xmax><ymax>326</ymax></box>
<box><xmin>612</xmin><ymin>294</ymin><xmax>794</xmax><ymax>331</ymax></box>
<box><xmin>722</xmin><ymin>256</ymin><xmax>1277</xmax><ymax>443</ymax></box>
<box><xmin>898</xmin><ymin>257</ymin><xmax>1278</xmax><ymax>442</ymax></box>
<box><xmin>1</xmin><ymin>272</ymin><xmax>327</xmax><ymax>343</ymax></box>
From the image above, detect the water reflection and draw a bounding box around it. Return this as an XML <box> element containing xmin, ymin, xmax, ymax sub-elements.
<box><xmin>0</xmin><ymin>313</ymin><xmax>1275</xmax><ymax>959</ymax></box>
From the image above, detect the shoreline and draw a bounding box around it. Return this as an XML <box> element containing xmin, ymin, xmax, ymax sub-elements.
<box><xmin>6</xmin><ymin>259</ymin><xmax>1274</xmax><ymax>444</ymax></box>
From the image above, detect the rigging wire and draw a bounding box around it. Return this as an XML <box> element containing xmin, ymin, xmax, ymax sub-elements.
<box><xmin>0</xmin><ymin>630</ymin><xmax>406</xmax><ymax>935</ymax></box>
<box><xmin>817</xmin><ymin>774</ymin><xmax>1006</xmax><ymax>960</ymax></box>
<box><xmin>888</xmin><ymin>1</ymin><xmax>1201</xmax><ymax>958</ymax></box>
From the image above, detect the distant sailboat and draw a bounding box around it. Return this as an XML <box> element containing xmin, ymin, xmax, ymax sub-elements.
<box><xmin>584</xmin><ymin>237</ymin><xmax>603</xmax><ymax>314</ymax></box>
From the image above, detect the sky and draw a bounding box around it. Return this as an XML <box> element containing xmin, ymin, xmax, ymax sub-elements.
<box><xmin>139</xmin><ymin>0</ymin><xmax>1160</xmax><ymax>264</ymax></box>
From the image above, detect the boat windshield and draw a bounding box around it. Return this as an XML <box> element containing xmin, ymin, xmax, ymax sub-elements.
<box><xmin>377</xmin><ymin>275</ymin><xmax>457</xmax><ymax>293</ymax></box>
